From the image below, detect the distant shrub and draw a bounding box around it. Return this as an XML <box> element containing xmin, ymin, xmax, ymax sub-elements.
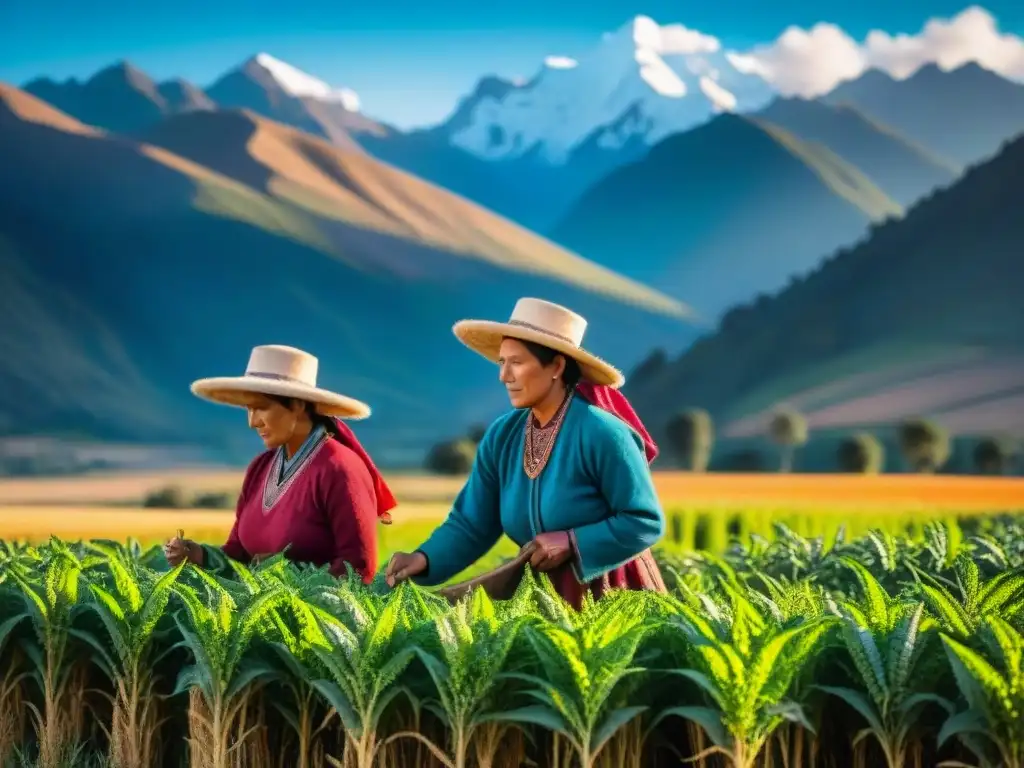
<box><xmin>142</xmin><ymin>484</ymin><xmax>188</xmax><ymax>509</ymax></box>
<box><xmin>425</xmin><ymin>439</ymin><xmax>476</xmax><ymax>475</ymax></box>
<box><xmin>972</xmin><ymin>437</ymin><xmax>1015</xmax><ymax>475</ymax></box>
<box><xmin>837</xmin><ymin>432</ymin><xmax>885</xmax><ymax>474</ymax></box>
<box><xmin>192</xmin><ymin>491</ymin><xmax>236</xmax><ymax>509</ymax></box>
<box><xmin>898</xmin><ymin>418</ymin><xmax>951</xmax><ymax>473</ymax></box>
<box><xmin>767</xmin><ymin>407</ymin><xmax>809</xmax><ymax>472</ymax></box>
<box><xmin>665</xmin><ymin>408</ymin><xmax>714</xmax><ymax>471</ymax></box>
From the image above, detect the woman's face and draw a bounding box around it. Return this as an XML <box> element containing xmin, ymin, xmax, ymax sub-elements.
<box><xmin>246</xmin><ymin>395</ymin><xmax>303</xmax><ymax>449</ymax></box>
<box><xmin>498</xmin><ymin>338</ymin><xmax>564</xmax><ymax>409</ymax></box>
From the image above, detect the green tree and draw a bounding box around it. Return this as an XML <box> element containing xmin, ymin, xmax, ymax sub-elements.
<box><xmin>767</xmin><ymin>408</ymin><xmax>809</xmax><ymax>472</ymax></box>
<box><xmin>665</xmin><ymin>408</ymin><xmax>715</xmax><ymax>471</ymax></box>
<box><xmin>142</xmin><ymin>484</ymin><xmax>187</xmax><ymax>509</ymax></box>
<box><xmin>972</xmin><ymin>436</ymin><xmax>1014</xmax><ymax>475</ymax></box>
<box><xmin>425</xmin><ymin>439</ymin><xmax>477</xmax><ymax>475</ymax></box>
<box><xmin>192</xmin><ymin>491</ymin><xmax>236</xmax><ymax>509</ymax></box>
<box><xmin>837</xmin><ymin>432</ymin><xmax>885</xmax><ymax>474</ymax></box>
<box><xmin>897</xmin><ymin>419</ymin><xmax>950</xmax><ymax>474</ymax></box>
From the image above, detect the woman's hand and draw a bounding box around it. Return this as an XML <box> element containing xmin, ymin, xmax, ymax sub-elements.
<box><xmin>528</xmin><ymin>531</ymin><xmax>573</xmax><ymax>572</ymax></box>
<box><xmin>385</xmin><ymin>551</ymin><xmax>428</xmax><ymax>587</ymax></box>
<box><xmin>163</xmin><ymin>533</ymin><xmax>204</xmax><ymax>567</ymax></box>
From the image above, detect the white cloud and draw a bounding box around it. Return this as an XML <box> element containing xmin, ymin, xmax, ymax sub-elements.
<box><xmin>727</xmin><ymin>5</ymin><xmax>1024</xmax><ymax>97</ymax></box>
<box><xmin>657</xmin><ymin>23</ymin><xmax>722</xmax><ymax>55</ymax></box>
<box><xmin>627</xmin><ymin>15</ymin><xmax>721</xmax><ymax>55</ymax></box>
<box><xmin>726</xmin><ymin>24</ymin><xmax>865</xmax><ymax>97</ymax></box>
<box><xmin>866</xmin><ymin>6</ymin><xmax>1024</xmax><ymax>79</ymax></box>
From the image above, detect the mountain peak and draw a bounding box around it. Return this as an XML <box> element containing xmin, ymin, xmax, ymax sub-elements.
<box><xmin>605</xmin><ymin>14</ymin><xmax>722</xmax><ymax>56</ymax></box>
<box><xmin>156</xmin><ymin>78</ymin><xmax>216</xmax><ymax>112</ymax></box>
<box><xmin>88</xmin><ymin>60</ymin><xmax>156</xmax><ymax>90</ymax></box>
<box><xmin>468</xmin><ymin>75</ymin><xmax>522</xmax><ymax>100</ymax></box>
<box><xmin>617</xmin><ymin>15</ymin><xmax>660</xmax><ymax>42</ymax></box>
<box><xmin>441</xmin><ymin>15</ymin><xmax>769</xmax><ymax>162</ymax></box>
<box><xmin>910</xmin><ymin>60</ymin><xmax>1002</xmax><ymax>85</ymax></box>
<box><xmin>242</xmin><ymin>53</ymin><xmax>360</xmax><ymax>111</ymax></box>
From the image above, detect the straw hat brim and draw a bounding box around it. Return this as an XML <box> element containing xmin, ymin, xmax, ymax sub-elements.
<box><xmin>190</xmin><ymin>376</ymin><xmax>371</xmax><ymax>420</ymax></box>
<box><xmin>452</xmin><ymin>320</ymin><xmax>624</xmax><ymax>388</ymax></box>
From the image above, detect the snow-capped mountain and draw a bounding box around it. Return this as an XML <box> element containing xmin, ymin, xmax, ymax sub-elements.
<box><xmin>204</xmin><ymin>53</ymin><xmax>386</xmax><ymax>149</ymax></box>
<box><xmin>442</xmin><ymin>15</ymin><xmax>776</xmax><ymax>163</ymax></box>
<box><xmin>247</xmin><ymin>52</ymin><xmax>361</xmax><ymax>111</ymax></box>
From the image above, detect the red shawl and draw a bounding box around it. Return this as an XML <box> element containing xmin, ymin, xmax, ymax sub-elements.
<box><xmin>329</xmin><ymin>418</ymin><xmax>398</xmax><ymax>524</ymax></box>
<box><xmin>576</xmin><ymin>382</ymin><xmax>659</xmax><ymax>464</ymax></box>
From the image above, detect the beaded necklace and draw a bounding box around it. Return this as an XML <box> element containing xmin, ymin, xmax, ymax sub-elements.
<box><xmin>523</xmin><ymin>389</ymin><xmax>574</xmax><ymax>479</ymax></box>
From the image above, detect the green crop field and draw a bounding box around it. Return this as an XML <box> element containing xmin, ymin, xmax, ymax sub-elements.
<box><xmin>2</xmin><ymin>512</ymin><xmax>1024</xmax><ymax>768</ymax></box>
<box><xmin>1</xmin><ymin>502</ymin><xmax>1018</xmax><ymax>587</ymax></box>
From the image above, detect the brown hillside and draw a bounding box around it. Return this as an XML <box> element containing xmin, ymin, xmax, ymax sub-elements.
<box><xmin>203</xmin><ymin>56</ymin><xmax>388</xmax><ymax>149</ymax></box>
<box><xmin>0</xmin><ymin>83</ymin><xmax>100</xmax><ymax>135</ymax></box>
<box><xmin>0</xmin><ymin>83</ymin><xmax>285</xmax><ymax>218</ymax></box>
<box><xmin>0</xmin><ymin>83</ymin><xmax>699</xmax><ymax>457</ymax></box>
<box><xmin>0</xmin><ymin>83</ymin><xmax>696</xmax><ymax>333</ymax></box>
<box><xmin>136</xmin><ymin>108</ymin><xmax>691</xmax><ymax>316</ymax></box>
<box><xmin>1</xmin><ymin>83</ymin><xmax>687</xmax><ymax>316</ymax></box>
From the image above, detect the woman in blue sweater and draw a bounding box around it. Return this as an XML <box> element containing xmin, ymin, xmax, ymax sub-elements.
<box><xmin>386</xmin><ymin>297</ymin><xmax>667</xmax><ymax>607</ymax></box>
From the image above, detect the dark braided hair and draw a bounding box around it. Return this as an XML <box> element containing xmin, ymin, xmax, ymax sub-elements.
<box><xmin>266</xmin><ymin>394</ymin><xmax>341</xmax><ymax>439</ymax></box>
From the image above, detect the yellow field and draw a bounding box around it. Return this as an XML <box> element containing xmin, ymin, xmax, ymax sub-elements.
<box><xmin>0</xmin><ymin>469</ymin><xmax>464</xmax><ymax>506</ymax></box>
<box><xmin>0</xmin><ymin>470</ymin><xmax>1021</xmax><ymax>547</ymax></box>
<box><xmin>0</xmin><ymin>503</ymin><xmax>455</xmax><ymax>543</ymax></box>
<box><xmin>4</xmin><ymin>468</ymin><xmax>1023</xmax><ymax>507</ymax></box>
<box><xmin>649</xmin><ymin>472</ymin><xmax>1024</xmax><ymax>509</ymax></box>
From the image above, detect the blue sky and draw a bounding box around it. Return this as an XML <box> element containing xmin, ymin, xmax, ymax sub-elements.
<box><xmin>1</xmin><ymin>0</ymin><xmax>1022</xmax><ymax>128</ymax></box>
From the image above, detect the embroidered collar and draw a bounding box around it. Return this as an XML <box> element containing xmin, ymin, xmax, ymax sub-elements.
<box><xmin>523</xmin><ymin>390</ymin><xmax>574</xmax><ymax>480</ymax></box>
<box><xmin>281</xmin><ymin>424</ymin><xmax>326</xmax><ymax>478</ymax></box>
<box><xmin>262</xmin><ymin>425</ymin><xmax>329</xmax><ymax>515</ymax></box>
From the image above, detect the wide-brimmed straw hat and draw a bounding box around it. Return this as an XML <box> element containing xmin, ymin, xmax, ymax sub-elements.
<box><xmin>452</xmin><ymin>298</ymin><xmax>624</xmax><ymax>388</ymax></box>
<box><xmin>190</xmin><ymin>345</ymin><xmax>371</xmax><ymax>420</ymax></box>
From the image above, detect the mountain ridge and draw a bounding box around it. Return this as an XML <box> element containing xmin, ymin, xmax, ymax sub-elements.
<box><xmin>0</xmin><ymin>83</ymin><xmax>698</xmax><ymax>462</ymax></box>
<box><xmin>21</xmin><ymin>54</ymin><xmax>1024</xmax><ymax>236</ymax></box>
<box><xmin>549</xmin><ymin>112</ymin><xmax>901</xmax><ymax>318</ymax></box>
<box><xmin>131</xmin><ymin>106</ymin><xmax>692</xmax><ymax>316</ymax></box>
<box><xmin>24</xmin><ymin>61</ymin><xmax>215</xmax><ymax>134</ymax></box>
<box><xmin>755</xmin><ymin>97</ymin><xmax>958</xmax><ymax>205</ymax></box>
<box><xmin>437</xmin><ymin>15</ymin><xmax>775</xmax><ymax>164</ymax></box>
<box><xmin>822</xmin><ymin>62</ymin><xmax>1024</xmax><ymax>167</ymax></box>
<box><xmin>622</xmin><ymin>126</ymin><xmax>1024</xmax><ymax>452</ymax></box>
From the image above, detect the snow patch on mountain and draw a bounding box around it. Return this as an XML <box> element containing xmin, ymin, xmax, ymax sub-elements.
<box><xmin>545</xmin><ymin>56</ymin><xmax>578</xmax><ymax>69</ymax></box>
<box><xmin>447</xmin><ymin>15</ymin><xmax>774</xmax><ymax>162</ymax></box>
<box><xmin>253</xmin><ymin>53</ymin><xmax>361</xmax><ymax>111</ymax></box>
<box><xmin>699</xmin><ymin>76</ymin><xmax>737</xmax><ymax>111</ymax></box>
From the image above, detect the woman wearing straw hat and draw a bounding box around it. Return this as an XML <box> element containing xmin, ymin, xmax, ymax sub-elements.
<box><xmin>163</xmin><ymin>344</ymin><xmax>397</xmax><ymax>584</ymax></box>
<box><xmin>385</xmin><ymin>298</ymin><xmax>667</xmax><ymax>607</ymax></box>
